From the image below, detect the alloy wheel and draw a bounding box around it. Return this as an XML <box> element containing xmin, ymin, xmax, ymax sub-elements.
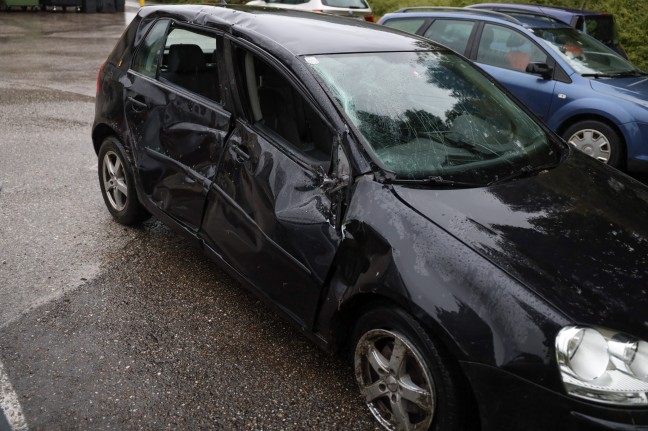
<box><xmin>102</xmin><ymin>150</ymin><xmax>128</xmax><ymax>212</ymax></box>
<box><xmin>355</xmin><ymin>329</ymin><xmax>435</xmax><ymax>431</ymax></box>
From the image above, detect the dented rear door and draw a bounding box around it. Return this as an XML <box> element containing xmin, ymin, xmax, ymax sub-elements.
<box><xmin>125</xmin><ymin>22</ymin><xmax>231</xmax><ymax>232</ymax></box>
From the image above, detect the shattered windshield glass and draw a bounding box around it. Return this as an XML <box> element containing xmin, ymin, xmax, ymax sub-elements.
<box><xmin>305</xmin><ymin>51</ymin><xmax>562</xmax><ymax>184</ymax></box>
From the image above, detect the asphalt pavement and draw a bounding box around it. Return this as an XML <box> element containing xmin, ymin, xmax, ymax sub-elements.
<box><xmin>0</xmin><ymin>6</ymin><xmax>379</xmax><ymax>430</ymax></box>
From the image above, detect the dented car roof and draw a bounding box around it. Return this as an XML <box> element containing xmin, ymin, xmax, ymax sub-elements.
<box><xmin>137</xmin><ymin>4</ymin><xmax>440</xmax><ymax>56</ymax></box>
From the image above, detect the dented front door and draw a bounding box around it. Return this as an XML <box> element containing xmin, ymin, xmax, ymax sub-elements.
<box><xmin>201</xmin><ymin>121</ymin><xmax>341</xmax><ymax>328</ymax></box>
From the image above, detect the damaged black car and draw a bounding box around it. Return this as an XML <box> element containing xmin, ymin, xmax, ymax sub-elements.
<box><xmin>92</xmin><ymin>6</ymin><xmax>648</xmax><ymax>431</ymax></box>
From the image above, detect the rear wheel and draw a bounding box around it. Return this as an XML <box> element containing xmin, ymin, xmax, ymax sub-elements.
<box><xmin>562</xmin><ymin>120</ymin><xmax>622</xmax><ymax>168</ymax></box>
<box><xmin>98</xmin><ymin>136</ymin><xmax>150</xmax><ymax>225</ymax></box>
<box><xmin>352</xmin><ymin>306</ymin><xmax>467</xmax><ymax>431</ymax></box>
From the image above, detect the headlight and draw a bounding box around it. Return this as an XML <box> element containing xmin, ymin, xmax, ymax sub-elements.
<box><xmin>556</xmin><ymin>326</ymin><xmax>648</xmax><ymax>406</ymax></box>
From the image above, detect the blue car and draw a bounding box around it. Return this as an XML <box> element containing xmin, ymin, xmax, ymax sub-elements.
<box><xmin>468</xmin><ymin>3</ymin><xmax>628</xmax><ymax>58</ymax></box>
<box><xmin>379</xmin><ymin>7</ymin><xmax>648</xmax><ymax>172</ymax></box>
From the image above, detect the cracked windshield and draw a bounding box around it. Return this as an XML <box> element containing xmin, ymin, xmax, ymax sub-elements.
<box><xmin>306</xmin><ymin>51</ymin><xmax>562</xmax><ymax>184</ymax></box>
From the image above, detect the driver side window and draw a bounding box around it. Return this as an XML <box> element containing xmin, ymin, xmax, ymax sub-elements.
<box><xmin>236</xmin><ymin>50</ymin><xmax>334</xmax><ymax>164</ymax></box>
<box><xmin>477</xmin><ymin>24</ymin><xmax>548</xmax><ymax>72</ymax></box>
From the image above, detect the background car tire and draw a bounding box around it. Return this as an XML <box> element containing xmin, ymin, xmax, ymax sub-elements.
<box><xmin>351</xmin><ymin>305</ymin><xmax>468</xmax><ymax>431</ymax></box>
<box><xmin>562</xmin><ymin>120</ymin><xmax>622</xmax><ymax>168</ymax></box>
<box><xmin>98</xmin><ymin>136</ymin><xmax>150</xmax><ymax>225</ymax></box>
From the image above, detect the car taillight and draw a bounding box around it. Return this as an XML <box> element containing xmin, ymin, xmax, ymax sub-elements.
<box><xmin>96</xmin><ymin>61</ymin><xmax>106</xmax><ymax>95</ymax></box>
<box><xmin>364</xmin><ymin>14</ymin><xmax>374</xmax><ymax>22</ymax></box>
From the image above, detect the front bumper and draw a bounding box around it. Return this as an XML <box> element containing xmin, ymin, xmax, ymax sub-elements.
<box><xmin>462</xmin><ymin>362</ymin><xmax>648</xmax><ymax>431</ymax></box>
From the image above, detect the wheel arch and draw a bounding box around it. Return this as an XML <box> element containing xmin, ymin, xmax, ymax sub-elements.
<box><xmin>329</xmin><ymin>289</ymin><xmax>466</xmax><ymax>364</ymax></box>
<box><xmin>92</xmin><ymin>123</ymin><xmax>119</xmax><ymax>155</ymax></box>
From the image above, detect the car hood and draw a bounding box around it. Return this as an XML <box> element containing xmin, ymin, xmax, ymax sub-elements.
<box><xmin>589</xmin><ymin>75</ymin><xmax>648</xmax><ymax>108</ymax></box>
<box><xmin>392</xmin><ymin>153</ymin><xmax>648</xmax><ymax>339</ymax></box>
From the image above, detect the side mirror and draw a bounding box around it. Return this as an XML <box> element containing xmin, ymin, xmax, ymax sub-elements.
<box><xmin>525</xmin><ymin>62</ymin><xmax>553</xmax><ymax>80</ymax></box>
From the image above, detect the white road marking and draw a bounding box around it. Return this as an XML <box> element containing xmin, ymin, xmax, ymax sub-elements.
<box><xmin>0</xmin><ymin>360</ymin><xmax>28</xmax><ymax>430</ymax></box>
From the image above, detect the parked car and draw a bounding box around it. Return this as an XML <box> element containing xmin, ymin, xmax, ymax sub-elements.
<box><xmin>94</xmin><ymin>5</ymin><xmax>648</xmax><ymax>430</ymax></box>
<box><xmin>246</xmin><ymin>0</ymin><xmax>374</xmax><ymax>21</ymax></box>
<box><xmin>468</xmin><ymin>3</ymin><xmax>628</xmax><ymax>58</ymax></box>
<box><xmin>379</xmin><ymin>7</ymin><xmax>648</xmax><ymax>172</ymax></box>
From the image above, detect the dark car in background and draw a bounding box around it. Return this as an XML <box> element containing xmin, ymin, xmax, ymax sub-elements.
<box><xmin>379</xmin><ymin>8</ymin><xmax>648</xmax><ymax>172</ymax></box>
<box><xmin>469</xmin><ymin>3</ymin><xmax>628</xmax><ymax>58</ymax></box>
<box><xmin>93</xmin><ymin>5</ymin><xmax>648</xmax><ymax>430</ymax></box>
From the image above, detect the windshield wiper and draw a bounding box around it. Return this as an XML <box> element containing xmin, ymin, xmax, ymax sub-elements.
<box><xmin>487</xmin><ymin>163</ymin><xmax>558</xmax><ymax>186</ymax></box>
<box><xmin>582</xmin><ymin>70</ymin><xmax>648</xmax><ymax>78</ymax></box>
<box><xmin>386</xmin><ymin>176</ymin><xmax>481</xmax><ymax>188</ymax></box>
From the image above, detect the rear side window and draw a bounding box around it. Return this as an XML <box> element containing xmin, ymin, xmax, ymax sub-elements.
<box><xmin>131</xmin><ymin>20</ymin><xmax>169</xmax><ymax>78</ymax></box>
<box><xmin>383</xmin><ymin>18</ymin><xmax>426</xmax><ymax>34</ymax></box>
<box><xmin>267</xmin><ymin>0</ymin><xmax>309</xmax><ymax>4</ymax></box>
<box><xmin>159</xmin><ymin>26</ymin><xmax>221</xmax><ymax>103</ymax></box>
<box><xmin>321</xmin><ymin>0</ymin><xmax>368</xmax><ymax>8</ymax></box>
<box><xmin>476</xmin><ymin>24</ymin><xmax>547</xmax><ymax>72</ymax></box>
<box><xmin>584</xmin><ymin>16</ymin><xmax>618</xmax><ymax>44</ymax></box>
<box><xmin>423</xmin><ymin>19</ymin><xmax>475</xmax><ymax>55</ymax></box>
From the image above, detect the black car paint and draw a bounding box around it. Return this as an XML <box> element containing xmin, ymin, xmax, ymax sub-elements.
<box><xmin>93</xmin><ymin>6</ymin><xmax>648</xmax><ymax>430</ymax></box>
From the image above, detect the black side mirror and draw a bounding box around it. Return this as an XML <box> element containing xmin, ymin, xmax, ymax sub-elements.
<box><xmin>525</xmin><ymin>62</ymin><xmax>553</xmax><ymax>80</ymax></box>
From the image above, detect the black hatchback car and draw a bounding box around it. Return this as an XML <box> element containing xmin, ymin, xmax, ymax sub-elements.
<box><xmin>93</xmin><ymin>6</ymin><xmax>648</xmax><ymax>431</ymax></box>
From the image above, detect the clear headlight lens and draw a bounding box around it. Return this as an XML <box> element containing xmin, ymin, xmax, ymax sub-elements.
<box><xmin>556</xmin><ymin>326</ymin><xmax>648</xmax><ymax>406</ymax></box>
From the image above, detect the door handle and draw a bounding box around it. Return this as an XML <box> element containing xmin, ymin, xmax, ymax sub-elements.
<box><xmin>231</xmin><ymin>143</ymin><xmax>250</xmax><ymax>163</ymax></box>
<box><xmin>127</xmin><ymin>96</ymin><xmax>148</xmax><ymax>112</ymax></box>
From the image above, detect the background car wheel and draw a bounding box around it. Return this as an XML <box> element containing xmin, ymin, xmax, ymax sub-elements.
<box><xmin>562</xmin><ymin>120</ymin><xmax>622</xmax><ymax>168</ymax></box>
<box><xmin>98</xmin><ymin>136</ymin><xmax>150</xmax><ymax>225</ymax></box>
<box><xmin>352</xmin><ymin>305</ymin><xmax>467</xmax><ymax>431</ymax></box>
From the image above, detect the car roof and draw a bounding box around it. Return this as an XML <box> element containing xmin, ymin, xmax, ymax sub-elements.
<box><xmin>470</xmin><ymin>3</ymin><xmax>607</xmax><ymax>17</ymax></box>
<box><xmin>138</xmin><ymin>5</ymin><xmax>439</xmax><ymax>56</ymax></box>
<box><xmin>382</xmin><ymin>7</ymin><xmax>572</xmax><ymax>30</ymax></box>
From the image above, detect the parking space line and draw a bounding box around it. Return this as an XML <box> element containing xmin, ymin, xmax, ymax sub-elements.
<box><xmin>0</xmin><ymin>360</ymin><xmax>27</xmax><ymax>431</ymax></box>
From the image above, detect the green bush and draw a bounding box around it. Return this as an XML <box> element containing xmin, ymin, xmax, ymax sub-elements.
<box><xmin>371</xmin><ymin>0</ymin><xmax>647</xmax><ymax>70</ymax></box>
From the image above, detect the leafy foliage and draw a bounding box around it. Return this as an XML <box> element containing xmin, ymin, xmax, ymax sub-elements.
<box><xmin>371</xmin><ymin>0</ymin><xmax>647</xmax><ymax>70</ymax></box>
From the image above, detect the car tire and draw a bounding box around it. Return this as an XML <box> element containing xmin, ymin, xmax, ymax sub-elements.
<box><xmin>562</xmin><ymin>120</ymin><xmax>622</xmax><ymax>168</ymax></box>
<box><xmin>352</xmin><ymin>305</ymin><xmax>467</xmax><ymax>431</ymax></box>
<box><xmin>98</xmin><ymin>136</ymin><xmax>150</xmax><ymax>225</ymax></box>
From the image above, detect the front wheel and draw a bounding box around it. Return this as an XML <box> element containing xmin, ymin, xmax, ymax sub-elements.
<box><xmin>562</xmin><ymin>120</ymin><xmax>622</xmax><ymax>168</ymax></box>
<box><xmin>352</xmin><ymin>306</ymin><xmax>468</xmax><ymax>431</ymax></box>
<box><xmin>97</xmin><ymin>136</ymin><xmax>150</xmax><ymax>225</ymax></box>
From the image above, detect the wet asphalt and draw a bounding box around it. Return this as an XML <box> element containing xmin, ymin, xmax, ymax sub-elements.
<box><xmin>0</xmin><ymin>7</ymin><xmax>379</xmax><ymax>430</ymax></box>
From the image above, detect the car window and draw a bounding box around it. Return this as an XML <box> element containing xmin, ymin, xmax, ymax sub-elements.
<box><xmin>476</xmin><ymin>24</ymin><xmax>548</xmax><ymax>72</ymax></box>
<box><xmin>321</xmin><ymin>0</ymin><xmax>368</xmax><ymax>8</ymax></box>
<box><xmin>267</xmin><ymin>0</ymin><xmax>309</xmax><ymax>4</ymax></box>
<box><xmin>584</xmin><ymin>16</ymin><xmax>618</xmax><ymax>45</ymax></box>
<box><xmin>383</xmin><ymin>18</ymin><xmax>426</xmax><ymax>34</ymax></box>
<box><xmin>158</xmin><ymin>26</ymin><xmax>221</xmax><ymax>102</ymax></box>
<box><xmin>423</xmin><ymin>19</ymin><xmax>475</xmax><ymax>55</ymax></box>
<box><xmin>131</xmin><ymin>20</ymin><xmax>169</xmax><ymax>78</ymax></box>
<box><xmin>237</xmin><ymin>50</ymin><xmax>334</xmax><ymax>164</ymax></box>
